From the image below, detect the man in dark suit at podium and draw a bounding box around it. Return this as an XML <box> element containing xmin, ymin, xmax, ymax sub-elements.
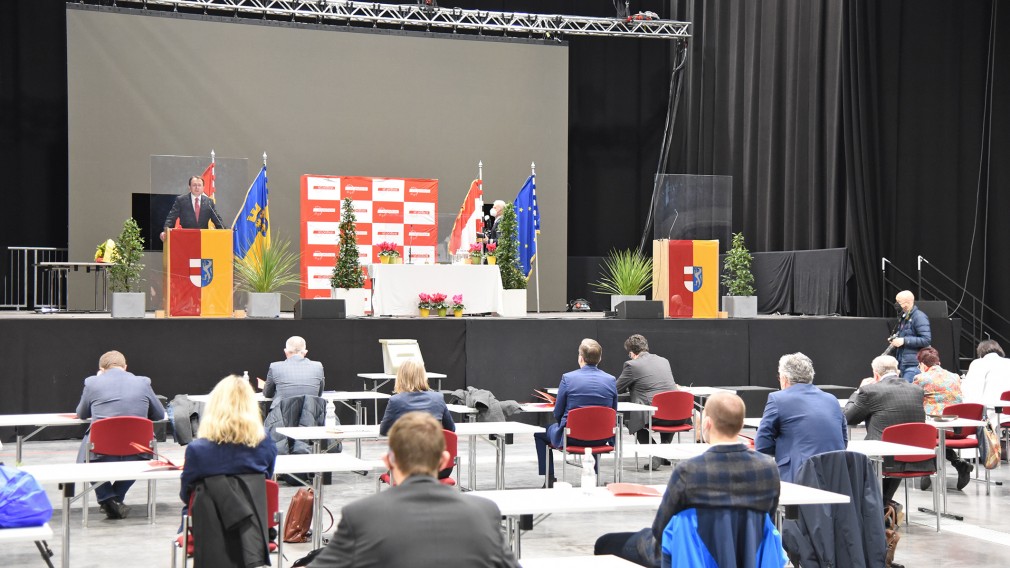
<box><xmin>160</xmin><ymin>176</ymin><xmax>227</xmax><ymax>241</ymax></box>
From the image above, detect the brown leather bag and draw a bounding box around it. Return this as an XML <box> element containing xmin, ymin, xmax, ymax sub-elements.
<box><xmin>883</xmin><ymin>503</ymin><xmax>901</xmax><ymax>566</ymax></box>
<box><xmin>283</xmin><ymin>488</ymin><xmax>314</xmax><ymax>543</ymax></box>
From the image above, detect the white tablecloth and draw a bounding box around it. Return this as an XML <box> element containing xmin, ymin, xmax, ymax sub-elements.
<box><xmin>371</xmin><ymin>264</ymin><xmax>503</xmax><ymax>315</ymax></box>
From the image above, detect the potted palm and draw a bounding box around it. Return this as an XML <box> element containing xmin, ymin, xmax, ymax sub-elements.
<box><xmin>496</xmin><ymin>203</ymin><xmax>527</xmax><ymax>317</ymax></box>
<box><xmin>330</xmin><ymin>197</ymin><xmax>370</xmax><ymax>317</ymax></box>
<box><xmin>721</xmin><ymin>232</ymin><xmax>757</xmax><ymax>317</ymax></box>
<box><xmin>591</xmin><ymin>249</ymin><xmax>653</xmax><ymax>311</ymax></box>
<box><xmin>108</xmin><ymin>218</ymin><xmax>145</xmax><ymax>318</ymax></box>
<box><xmin>234</xmin><ymin>236</ymin><xmax>300</xmax><ymax>318</ymax></box>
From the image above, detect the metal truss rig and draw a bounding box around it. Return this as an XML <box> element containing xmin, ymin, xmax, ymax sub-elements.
<box><xmin>113</xmin><ymin>0</ymin><xmax>691</xmax><ymax>39</ymax></box>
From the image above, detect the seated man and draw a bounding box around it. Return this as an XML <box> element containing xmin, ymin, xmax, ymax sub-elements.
<box><xmin>76</xmin><ymin>350</ymin><xmax>165</xmax><ymax>519</ymax></box>
<box><xmin>534</xmin><ymin>338</ymin><xmax>618</xmax><ymax>486</ymax></box>
<box><xmin>308</xmin><ymin>412</ymin><xmax>518</xmax><ymax>568</ymax></box>
<box><xmin>262</xmin><ymin>336</ymin><xmax>325</xmax><ymax>409</ymax></box>
<box><xmin>912</xmin><ymin>346</ymin><xmax>973</xmax><ymax>490</ymax></box>
<box><xmin>756</xmin><ymin>352</ymin><xmax>847</xmax><ymax>482</ymax></box>
<box><xmin>616</xmin><ymin>333</ymin><xmax>683</xmax><ymax>471</ymax></box>
<box><xmin>594</xmin><ymin>392</ymin><xmax>780</xmax><ymax>567</ymax></box>
<box><xmin>844</xmin><ymin>355</ymin><xmax>926</xmax><ymax>504</ymax></box>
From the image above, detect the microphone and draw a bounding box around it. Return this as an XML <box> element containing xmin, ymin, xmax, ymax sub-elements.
<box><xmin>407</xmin><ymin>224</ymin><xmax>413</xmax><ymax>264</ymax></box>
<box><xmin>666</xmin><ymin>209</ymin><xmax>680</xmax><ymax>239</ymax></box>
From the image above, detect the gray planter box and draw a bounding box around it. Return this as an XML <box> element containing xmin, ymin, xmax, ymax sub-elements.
<box><xmin>722</xmin><ymin>295</ymin><xmax>758</xmax><ymax>318</ymax></box>
<box><xmin>111</xmin><ymin>292</ymin><xmax>145</xmax><ymax>318</ymax></box>
<box><xmin>246</xmin><ymin>292</ymin><xmax>281</xmax><ymax>318</ymax></box>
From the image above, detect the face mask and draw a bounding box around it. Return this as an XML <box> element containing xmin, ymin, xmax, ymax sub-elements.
<box><xmin>894</xmin><ymin>302</ymin><xmax>903</xmax><ymax>314</ymax></box>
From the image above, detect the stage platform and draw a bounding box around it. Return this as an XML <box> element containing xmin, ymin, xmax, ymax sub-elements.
<box><xmin>0</xmin><ymin>312</ymin><xmax>959</xmax><ymax>441</ymax></box>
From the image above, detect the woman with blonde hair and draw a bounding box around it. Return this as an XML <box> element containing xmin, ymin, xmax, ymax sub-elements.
<box><xmin>180</xmin><ymin>375</ymin><xmax>277</xmax><ymax>505</ymax></box>
<box><xmin>379</xmin><ymin>358</ymin><xmax>455</xmax><ymax>436</ymax></box>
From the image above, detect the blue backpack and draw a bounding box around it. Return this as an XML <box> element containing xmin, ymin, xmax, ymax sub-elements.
<box><xmin>0</xmin><ymin>465</ymin><xmax>53</xmax><ymax>528</ymax></box>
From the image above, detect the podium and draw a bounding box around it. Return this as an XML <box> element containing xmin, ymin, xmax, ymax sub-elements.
<box><xmin>163</xmin><ymin>229</ymin><xmax>234</xmax><ymax>317</ymax></box>
<box><xmin>653</xmin><ymin>239</ymin><xmax>719</xmax><ymax>318</ymax></box>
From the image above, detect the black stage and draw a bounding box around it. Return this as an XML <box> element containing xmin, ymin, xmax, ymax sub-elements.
<box><xmin>0</xmin><ymin>314</ymin><xmax>959</xmax><ymax>440</ymax></box>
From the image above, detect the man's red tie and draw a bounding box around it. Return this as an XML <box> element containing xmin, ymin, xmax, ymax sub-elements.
<box><xmin>194</xmin><ymin>197</ymin><xmax>201</xmax><ymax>223</ymax></box>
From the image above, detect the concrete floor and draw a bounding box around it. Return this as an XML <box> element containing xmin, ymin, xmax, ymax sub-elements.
<box><xmin>3</xmin><ymin>428</ymin><xmax>1009</xmax><ymax>567</ymax></box>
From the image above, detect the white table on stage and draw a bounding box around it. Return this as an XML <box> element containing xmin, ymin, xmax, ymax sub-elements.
<box><xmin>519</xmin><ymin>402</ymin><xmax>657</xmax><ymax>483</ymax></box>
<box><xmin>470</xmin><ymin>481</ymin><xmax>848</xmax><ymax>557</ymax></box>
<box><xmin>371</xmin><ymin>263</ymin><xmax>503</xmax><ymax>315</ymax></box>
<box><xmin>0</xmin><ymin>414</ymin><xmax>89</xmax><ymax>465</ymax></box>
<box><xmin>21</xmin><ymin>453</ymin><xmax>373</xmax><ymax>566</ymax></box>
<box><xmin>520</xmin><ymin>555</ymin><xmax>642</xmax><ymax>567</ymax></box>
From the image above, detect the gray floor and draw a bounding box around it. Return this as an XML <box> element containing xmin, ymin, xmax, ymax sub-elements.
<box><xmin>3</xmin><ymin>428</ymin><xmax>1008</xmax><ymax>568</ymax></box>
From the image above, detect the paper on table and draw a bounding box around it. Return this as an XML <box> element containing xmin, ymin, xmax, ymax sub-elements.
<box><xmin>130</xmin><ymin>442</ymin><xmax>183</xmax><ymax>470</ymax></box>
<box><xmin>606</xmin><ymin>483</ymin><xmax>662</xmax><ymax>497</ymax></box>
<box><xmin>533</xmin><ymin>390</ymin><xmax>556</xmax><ymax>404</ymax></box>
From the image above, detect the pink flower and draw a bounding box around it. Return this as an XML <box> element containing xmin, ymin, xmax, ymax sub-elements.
<box><xmin>452</xmin><ymin>294</ymin><xmax>463</xmax><ymax>304</ymax></box>
<box><xmin>469</xmin><ymin>243</ymin><xmax>483</xmax><ymax>253</ymax></box>
<box><xmin>431</xmin><ymin>293</ymin><xmax>447</xmax><ymax>303</ymax></box>
<box><xmin>418</xmin><ymin>293</ymin><xmax>430</xmax><ymax>302</ymax></box>
<box><xmin>486</xmin><ymin>243</ymin><xmax>497</xmax><ymax>253</ymax></box>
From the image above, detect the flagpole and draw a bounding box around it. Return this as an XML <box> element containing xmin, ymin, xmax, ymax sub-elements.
<box><xmin>478</xmin><ymin>160</ymin><xmax>484</xmax><ymax>261</ymax></box>
<box><xmin>532</xmin><ymin>162</ymin><xmax>540</xmax><ymax>314</ymax></box>
<box><xmin>263</xmin><ymin>152</ymin><xmax>267</xmax><ymax>168</ymax></box>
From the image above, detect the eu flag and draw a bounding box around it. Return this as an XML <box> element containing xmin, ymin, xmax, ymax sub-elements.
<box><xmin>513</xmin><ymin>175</ymin><xmax>539</xmax><ymax>277</ymax></box>
<box><xmin>233</xmin><ymin>166</ymin><xmax>270</xmax><ymax>261</ymax></box>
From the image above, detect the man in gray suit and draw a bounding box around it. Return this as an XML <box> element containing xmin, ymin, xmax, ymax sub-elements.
<box><xmin>617</xmin><ymin>334</ymin><xmax>682</xmax><ymax>470</ymax></box>
<box><xmin>262</xmin><ymin>336</ymin><xmax>325</xmax><ymax>409</ymax></box>
<box><xmin>75</xmin><ymin>350</ymin><xmax>165</xmax><ymax>519</ymax></box>
<box><xmin>844</xmin><ymin>355</ymin><xmax>926</xmax><ymax>503</ymax></box>
<box><xmin>309</xmin><ymin>412</ymin><xmax>519</xmax><ymax>568</ymax></box>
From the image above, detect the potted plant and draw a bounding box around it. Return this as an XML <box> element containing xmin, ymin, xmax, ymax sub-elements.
<box><xmin>108</xmin><ymin>218</ymin><xmax>145</xmax><ymax>318</ymax></box>
<box><xmin>485</xmin><ymin>243</ymin><xmax>497</xmax><ymax>265</ymax></box>
<box><xmin>430</xmin><ymin>292</ymin><xmax>448</xmax><ymax>317</ymax></box>
<box><xmin>496</xmin><ymin>203</ymin><xmax>527</xmax><ymax>317</ymax></box>
<box><xmin>591</xmin><ymin>249</ymin><xmax>653</xmax><ymax>311</ymax></box>
<box><xmin>450</xmin><ymin>294</ymin><xmax>465</xmax><ymax>317</ymax></box>
<box><xmin>330</xmin><ymin>197</ymin><xmax>370</xmax><ymax>317</ymax></box>
<box><xmin>721</xmin><ymin>232</ymin><xmax>757</xmax><ymax>318</ymax></box>
<box><xmin>377</xmin><ymin>241</ymin><xmax>401</xmax><ymax>264</ymax></box>
<box><xmin>468</xmin><ymin>243</ymin><xmax>484</xmax><ymax>265</ymax></box>
<box><xmin>234</xmin><ymin>236</ymin><xmax>300</xmax><ymax>318</ymax></box>
<box><xmin>417</xmin><ymin>293</ymin><xmax>432</xmax><ymax>317</ymax></box>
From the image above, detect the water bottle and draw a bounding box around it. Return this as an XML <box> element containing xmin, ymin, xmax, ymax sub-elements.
<box><xmin>581</xmin><ymin>448</ymin><xmax>596</xmax><ymax>494</ymax></box>
<box><xmin>243</xmin><ymin>371</ymin><xmax>252</xmax><ymax>390</ymax></box>
<box><xmin>325</xmin><ymin>400</ymin><xmax>337</xmax><ymax>431</ymax></box>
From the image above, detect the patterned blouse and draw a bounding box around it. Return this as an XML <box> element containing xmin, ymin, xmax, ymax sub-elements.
<box><xmin>913</xmin><ymin>365</ymin><xmax>963</xmax><ymax>416</ymax></box>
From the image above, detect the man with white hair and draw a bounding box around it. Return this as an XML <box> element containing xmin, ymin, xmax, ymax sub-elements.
<box><xmin>845</xmin><ymin>355</ymin><xmax>926</xmax><ymax>503</ymax></box>
<box><xmin>890</xmin><ymin>290</ymin><xmax>932</xmax><ymax>382</ymax></box>
<box><xmin>756</xmin><ymin>352</ymin><xmax>847</xmax><ymax>482</ymax></box>
<box><xmin>486</xmin><ymin>199</ymin><xmax>507</xmax><ymax>244</ymax></box>
<box><xmin>263</xmin><ymin>336</ymin><xmax>325</xmax><ymax>409</ymax></box>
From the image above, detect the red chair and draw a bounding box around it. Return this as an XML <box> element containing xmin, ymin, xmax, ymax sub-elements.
<box><xmin>83</xmin><ymin>416</ymin><xmax>156</xmax><ymax>526</ymax></box>
<box><xmin>942</xmin><ymin>402</ymin><xmax>989</xmax><ymax>491</ymax></box>
<box><xmin>550</xmin><ymin>406</ymin><xmax>618</xmax><ymax>486</ymax></box>
<box><xmin>377</xmin><ymin>430</ymin><xmax>459</xmax><ymax>490</ymax></box>
<box><xmin>997</xmin><ymin>390</ymin><xmax>1010</xmax><ymax>463</ymax></box>
<box><xmin>171</xmin><ymin>479</ymin><xmax>282</xmax><ymax>568</ymax></box>
<box><xmin>881</xmin><ymin>422</ymin><xmax>940</xmax><ymax>532</ymax></box>
<box><xmin>636</xmin><ymin>391</ymin><xmax>694</xmax><ymax>468</ymax></box>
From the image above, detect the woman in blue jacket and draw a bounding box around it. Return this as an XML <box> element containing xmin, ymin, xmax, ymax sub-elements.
<box><xmin>379</xmin><ymin>359</ymin><xmax>455</xmax><ymax>436</ymax></box>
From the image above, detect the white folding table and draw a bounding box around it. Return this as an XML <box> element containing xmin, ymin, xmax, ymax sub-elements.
<box><xmin>0</xmin><ymin>414</ymin><xmax>89</xmax><ymax>465</ymax></box>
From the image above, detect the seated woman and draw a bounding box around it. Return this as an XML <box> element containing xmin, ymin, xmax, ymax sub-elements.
<box><xmin>180</xmin><ymin>374</ymin><xmax>277</xmax><ymax>508</ymax></box>
<box><xmin>379</xmin><ymin>359</ymin><xmax>455</xmax><ymax>436</ymax></box>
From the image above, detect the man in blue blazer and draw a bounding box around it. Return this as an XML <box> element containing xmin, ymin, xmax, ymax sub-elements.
<box><xmin>534</xmin><ymin>338</ymin><xmax>618</xmax><ymax>485</ymax></box>
<box><xmin>756</xmin><ymin>352</ymin><xmax>847</xmax><ymax>482</ymax></box>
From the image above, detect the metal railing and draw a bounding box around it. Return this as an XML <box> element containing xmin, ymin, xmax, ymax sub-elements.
<box><xmin>0</xmin><ymin>247</ymin><xmax>68</xmax><ymax>310</ymax></box>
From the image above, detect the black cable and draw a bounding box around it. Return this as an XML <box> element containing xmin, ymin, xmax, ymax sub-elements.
<box><xmin>638</xmin><ymin>38</ymin><xmax>689</xmax><ymax>253</ymax></box>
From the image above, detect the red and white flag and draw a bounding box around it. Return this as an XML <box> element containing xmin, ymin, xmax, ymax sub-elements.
<box><xmin>448</xmin><ymin>179</ymin><xmax>483</xmax><ymax>254</ymax></box>
<box><xmin>201</xmin><ymin>160</ymin><xmax>216</xmax><ymax>201</ymax></box>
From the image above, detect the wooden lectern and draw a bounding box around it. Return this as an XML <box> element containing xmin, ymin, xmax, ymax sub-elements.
<box><xmin>652</xmin><ymin>239</ymin><xmax>719</xmax><ymax>318</ymax></box>
<box><xmin>163</xmin><ymin>229</ymin><xmax>234</xmax><ymax>317</ymax></box>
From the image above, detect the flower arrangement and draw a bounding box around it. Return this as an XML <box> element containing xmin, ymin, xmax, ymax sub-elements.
<box><xmin>450</xmin><ymin>294</ymin><xmax>465</xmax><ymax>312</ymax></box>
<box><xmin>429</xmin><ymin>292</ymin><xmax>448</xmax><ymax>310</ymax></box>
<box><xmin>469</xmin><ymin>243</ymin><xmax>483</xmax><ymax>262</ymax></box>
<box><xmin>94</xmin><ymin>239</ymin><xmax>117</xmax><ymax>263</ymax></box>
<box><xmin>485</xmin><ymin>243</ymin><xmax>497</xmax><ymax>256</ymax></box>
<box><xmin>377</xmin><ymin>241</ymin><xmax>400</xmax><ymax>258</ymax></box>
<box><xmin>417</xmin><ymin>293</ymin><xmax>432</xmax><ymax>310</ymax></box>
